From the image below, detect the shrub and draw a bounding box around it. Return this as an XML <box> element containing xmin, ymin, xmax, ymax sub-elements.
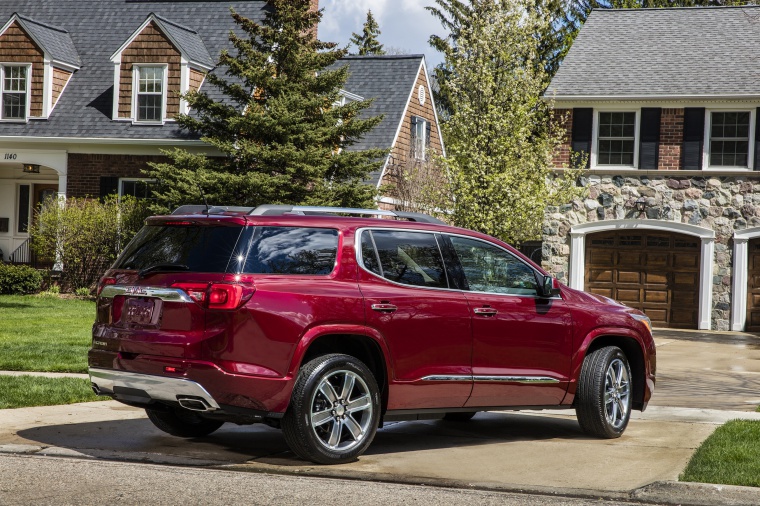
<box><xmin>74</xmin><ymin>287</ymin><xmax>90</xmax><ymax>297</ymax></box>
<box><xmin>0</xmin><ymin>263</ymin><xmax>43</xmax><ymax>294</ymax></box>
<box><xmin>30</xmin><ymin>196</ymin><xmax>150</xmax><ymax>292</ymax></box>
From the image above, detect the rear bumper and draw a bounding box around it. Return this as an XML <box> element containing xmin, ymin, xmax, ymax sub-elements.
<box><xmin>89</xmin><ymin>367</ymin><xmax>221</xmax><ymax>411</ymax></box>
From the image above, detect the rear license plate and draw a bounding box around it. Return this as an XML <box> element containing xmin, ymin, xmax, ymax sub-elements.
<box><xmin>124</xmin><ymin>298</ymin><xmax>156</xmax><ymax>326</ymax></box>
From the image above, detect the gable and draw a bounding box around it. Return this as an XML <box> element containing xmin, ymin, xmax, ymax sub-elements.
<box><xmin>0</xmin><ymin>21</ymin><xmax>43</xmax><ymax>117</ymax></box>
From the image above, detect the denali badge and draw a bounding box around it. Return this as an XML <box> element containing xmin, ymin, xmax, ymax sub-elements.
<box><xmin>93</xmin><ymin>340</ymin><xmax>108</xmax><ymax>347</ymax></box>
<box><xmin>124</xmin><ymin>286</ymin><xmax>149</xmax><ymax>296</ymax></box>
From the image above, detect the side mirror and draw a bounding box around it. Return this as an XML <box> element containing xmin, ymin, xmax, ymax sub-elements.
<box><xmin>537</xmin><ymin>275</ymin><xmax>561</xmax><ymax>298</ymax></box>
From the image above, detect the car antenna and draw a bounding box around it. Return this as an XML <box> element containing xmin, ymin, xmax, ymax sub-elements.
<box><xmin>193</xmin><ymin>178</ymin><xmax>210</xmax><ymax>215</ymax></box>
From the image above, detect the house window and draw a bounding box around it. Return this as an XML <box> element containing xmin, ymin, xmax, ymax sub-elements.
<box><xmin>411</xmin><ymin>116</ymin><xmax>427</xmax><ymax>160</ymax></box>
<box><xmin>709</xmin><ymin>111</ymin><xmax>750</xmax><ymax>167</ymax></box>
<box><xmin>135</xmin><ymin>66</ymin><xmax>165</xmax><ymax>122</ymax></box>
<box><xmin>119</xmin><ymin>178</ymin><xmax>154</xmax><ymax>200</ymax></box>
<box><xmin>597</xmin><ymin>112</ymin><xmax>636</xmax><ymax>166</ymax></box>
<box><xmin>2</xmin><ymin>65</ymin><xmax>28</xmax><ymax>120</ymax></box>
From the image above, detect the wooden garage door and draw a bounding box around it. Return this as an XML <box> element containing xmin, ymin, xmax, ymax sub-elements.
<box><xmin>746</xmin><ymin>240</ymin><xmax>760</xmax><ymax>332</ymax></box>
<box><xmin>585</xmin><ymin>231</ymin><xmax>700</xmax><ymax>329</ymax></box>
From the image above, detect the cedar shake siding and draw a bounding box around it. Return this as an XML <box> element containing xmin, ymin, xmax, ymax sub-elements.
<box><xmin>189</xmin><ymin>68</ymin><xmax>204</xmax><ymax>92</ymax></box>
<box><xmin>51</xmin><ymin>67</ymin><xmax>72</xmax><ymax>109</ymax></box>
<box><xmin>118</xmin><ymin>21</ymin><xmax>181</xmax><ymax>119</ymax></box>
<box><xmin>66</xmin><ymin>153</ymin><xmax>169</xmax><ymax>198</ymax></box>
<box><xmin>0</xmin><ymin>21</ymin><xmax>43</xmax><ymax>117</ymax></box>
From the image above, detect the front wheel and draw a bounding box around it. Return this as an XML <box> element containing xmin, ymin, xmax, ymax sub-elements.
<box><xmin>145</xmin><ymin>407</ymin><xmax>224</xmax><ymax>438</ymax></box>
<box><xmin>282</xmin><ymin>354</ymin><xmax>381</xmax><ymax>464</ymax></box>
<box><xmin>575</xmin><ymin>346</ymin><xmax>632</xmax><ymax>438</ymax></box>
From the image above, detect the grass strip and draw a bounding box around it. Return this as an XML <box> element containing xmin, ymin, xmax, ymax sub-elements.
<box><xmin>680</xmin><ymin>419</ymin><xmax>760</xmax><ymax>487</ymax></box>
<box><xmin>0</xmin><ymin>375</ymin><xmax>100</xmax><ymax>409</ymax></box>
<box><xmin>0</xmin><ymin>295</ymin><xmax>94</xmax><ymax>373</ymax></box>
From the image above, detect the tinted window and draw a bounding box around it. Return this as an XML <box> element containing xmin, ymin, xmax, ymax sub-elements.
<box><xmin>360</xmin><ymin>232</ymin><xmax>382</xmax><ymax>276</ymax></box>
<box><xmin>370</xmin><ymin>230</ymin><xmax>447</xmax><ymax>288</ymax></box>
<box><xmin>449</xmin><ymin>236</ymin><xmax>538</xmax><ymax>295</ymax></box>
<box><xmin>116</xmin><ymin>225</ymin><xmax>244</xmax><ymax>273</ymax></box>
<box><xmin>243</xmin><ymin>227</ymin><xmax>338</xmax><ymax>275</ymax></box>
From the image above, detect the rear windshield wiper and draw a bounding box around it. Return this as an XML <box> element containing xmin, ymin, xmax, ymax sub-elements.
<box><xmin>138</xmin><ymin>263</ymin><xmax>190</xmax><ymax>278</ymax></box>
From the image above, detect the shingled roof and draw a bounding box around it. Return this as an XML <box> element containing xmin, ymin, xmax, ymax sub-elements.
<box><xmin>0</xmin><ymin>0</ymin><xmax>268</xmax><ymax>141</ymax></box>
<box><xmin>332</xmin><ymin>55</ymin><xmax>426</xmax><ymax>187</ymax></box>
<box><xmin>546</xmin><ymin>6</ymin><xmax>760</xmax><ymax>100</ymax></box>
<box><xmin>9</xmin><ymin>13</ymin><xmax>81</xmax><ymax>68</ymax></box>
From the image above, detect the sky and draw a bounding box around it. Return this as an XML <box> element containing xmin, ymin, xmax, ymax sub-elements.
<box><xmin>318</xmin><ymin>0</ymin><xmax>447</xmax><ymax>68</ymax></box>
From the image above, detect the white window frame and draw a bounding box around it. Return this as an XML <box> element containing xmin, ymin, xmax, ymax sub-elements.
<box><xmin>703</xmin><ymin>108</ymin><xmax>755</xmax><ymax>170</ymax></box>
<box><xmin>412</xmin><ymin>115</ymin><xmax>428</xmax><ymax>161</ymax></box>
<box><xmin>591</xmin><ymin>108</ymin><xmax>640</xmax><ymax>169</ymax></box>
<box><xmin>0</xmin><ymin>63</ymin><xmax>32</xmax><ymax>122</ymax></box>
<box><xmin>132</xmin><ymin>64</ymin><xmax>168</xmax><ymax>124</ymax></box>
<box><xmin>118</xmin><ymin>177</ymin><xmax>156</xmax><ymax>200</ymax></box>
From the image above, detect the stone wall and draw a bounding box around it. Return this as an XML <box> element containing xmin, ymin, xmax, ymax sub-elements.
<box><xmin>542</xmin><ymin>173</ymin><xmax>760</xmax><ymax>330</ymax></box>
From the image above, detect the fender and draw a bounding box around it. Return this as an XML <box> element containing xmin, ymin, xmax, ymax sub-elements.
<box><xmin>562</xmin><ymin>325</ymin><xmax>650</xmax><ymax>404</ymax></box>
<box><xmin>286</xmin><ymin>323</ymin><xmax>394</xmax><ymax>380</ymax></box>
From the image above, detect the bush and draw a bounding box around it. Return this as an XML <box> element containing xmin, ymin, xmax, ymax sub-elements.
<box><xmin>30</xmin><ymin>196</ymin><xmax>150</xmax><ymax>292</ymax></box>
<box><xmin>0</xmin><ymin>263</ymin><xmax>43</xmax><ymax>294</ymax></box>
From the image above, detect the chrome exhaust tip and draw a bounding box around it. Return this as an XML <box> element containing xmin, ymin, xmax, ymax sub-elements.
<box><xmin>177</xmin><ymin>396</ymin><xmax>210</xmax><ymax>412</ymax></box>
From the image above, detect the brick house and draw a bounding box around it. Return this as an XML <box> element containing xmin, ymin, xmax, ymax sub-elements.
<box><xmin>0</xmin><ymin>0</ymin><xmax>443</xmax><ymax>264</ymax></box>
<box><xmin>545</xmin><ymin>6</ymin><xmax>760</xmax><ymax>332</ymax></box>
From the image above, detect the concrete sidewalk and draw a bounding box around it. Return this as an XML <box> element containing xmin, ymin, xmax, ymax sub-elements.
<box><xmin>1</xmin><ymin>330</ymin><xmax>760</xmax><ymax>505</ymax></box>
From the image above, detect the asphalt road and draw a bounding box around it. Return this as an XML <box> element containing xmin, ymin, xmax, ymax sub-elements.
<box><xmin>0</xmin><ymin>454</ymin><xmax>655</xmax><ymax>506</ymax></box>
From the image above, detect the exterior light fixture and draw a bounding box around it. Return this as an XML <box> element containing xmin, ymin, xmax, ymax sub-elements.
<box><xmin>22</xmin><ymin>163</ymin><xmax>40</xmax><ymax>174</ymax></box>
<box><xmin>635</xmin><ymin>197</ymin><xmax>648</xmax><ymax>213</ymax></box>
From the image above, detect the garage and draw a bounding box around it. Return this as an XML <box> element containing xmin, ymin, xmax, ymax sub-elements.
<box><xmin>585</xmin><ymin>231</ymin><xmax>700</xmax><ymax>329</ymax></box>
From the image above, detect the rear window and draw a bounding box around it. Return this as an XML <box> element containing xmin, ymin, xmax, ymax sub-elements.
<box><xmin>116</xmin><ymin>224</ymin><xmax>245</xmax><ymax>273</ymax></box>
<box><xmin>242</xmin><ymin>227</ymin><xmax>339</xmax><ymax>275</ymax></box>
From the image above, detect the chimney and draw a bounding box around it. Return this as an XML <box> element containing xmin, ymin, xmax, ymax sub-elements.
<box><xmin>310</xmin><ymin>0</ymin><xmax>319</xmax><ymax>38</ymax></box>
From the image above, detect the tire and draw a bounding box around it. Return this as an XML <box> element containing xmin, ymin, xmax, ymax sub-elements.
<box><xmin>282</xmin><ymin>354</ymin><xmax>381</xmax><ymax>465</ymax></box>
<box><xmin>575</xmin><ymin>346</ymin><xmax>632</xmax><ymax>438</ymax></box>
<box><xmin>442</xmin><ymin>412</ymin><xmax>476</xmax><ymax>422</ymax></box>
<box><xmin>145</xmin><ymin>407</ymin><xmax>224</xmax><ymax>438</ymax></box>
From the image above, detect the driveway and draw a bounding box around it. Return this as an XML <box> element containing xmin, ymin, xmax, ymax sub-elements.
<box><xmin>2</xmin><ymin>329</ymin><xmax>760</xmax><ymax>497</ymax></box>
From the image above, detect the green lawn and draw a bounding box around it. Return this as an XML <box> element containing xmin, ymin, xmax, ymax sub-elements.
<box><xmin>0</xmin><ymin>295</ymin><xmax>94</xmax><ymax>373</ymax></box>
<box><xmin>0</xmin><ymin>375</ymin><xmax>100</xmax><ymax>409</ymax></box>
<box><xmin>680</xmin><ymin>420</ymin><xmax>760</xmax><ymax>487</ymax></box>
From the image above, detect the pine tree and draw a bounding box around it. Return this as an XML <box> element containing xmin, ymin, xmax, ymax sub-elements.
<box><xmin>435</xmin><ymin>0</ymin><xmax>582</xmax><ymax>244</ymax></box>
<box><xmin>349</xmin><ymin>10</ymin><xmax>386</xmax><ymax>56</ymax></box>
<box><xmin>146</xmin><ymin>1</ymin><xmax>386</xmax><ymax>213</ymax></box>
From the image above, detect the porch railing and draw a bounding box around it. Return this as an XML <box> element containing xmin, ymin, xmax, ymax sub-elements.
<box><xmin>8</xmin><ymin>239</ymin><xmax>31</xmax><ymax>264</ymax></box>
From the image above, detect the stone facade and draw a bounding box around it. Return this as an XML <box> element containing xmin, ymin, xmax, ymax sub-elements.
<box><xmin>542</xmin><ymin>173</ymin><xmax>760</xmax><ymax>331</ymax></box>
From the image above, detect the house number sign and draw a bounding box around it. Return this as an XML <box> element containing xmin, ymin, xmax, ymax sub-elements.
<box><xmin>4</xmin><ymin>153</ymin><xmax>17</xmax><ymax>160</ymax></box>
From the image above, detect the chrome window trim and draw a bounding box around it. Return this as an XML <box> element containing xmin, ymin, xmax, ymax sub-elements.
<box><xmin>420</xmin><ymin>374</ymin><xmax>560</xmax><ymax>384</ymax></box>
<box><xmin>355</xmin><ymin>227</ymin><xmax>561</xmax><ymax>300</ymax></box>
<box><xmin>99</xmin><ymin>285</ymin><xmax>194</xmax><ymax>303</ymax></box>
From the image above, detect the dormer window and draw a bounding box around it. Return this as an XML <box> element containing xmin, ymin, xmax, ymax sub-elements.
<box><xmin>1</xmin><ymin>65</ymin><xmax>29</xmax><ymax>120</ymax></box>
<box><xmin>134</xmin><ymin>65</ymin><xmax>166</xmax><ymax>122</ymax></box>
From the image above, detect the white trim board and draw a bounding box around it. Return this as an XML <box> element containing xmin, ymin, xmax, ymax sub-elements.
<box><xmin>731</xmin><ymin>227</ymin><xmax>760</xmax><ymax>331</ymax></box>
<box><xmin>569</xmin><ymin>219</ymin><xmax>715</xmax><ymax>330</ymax></box>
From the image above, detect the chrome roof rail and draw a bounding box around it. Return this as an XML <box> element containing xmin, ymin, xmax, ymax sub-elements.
<box><xmin>250</xmin><ymin>205</ymin><xmax>446</xmax><ymax>225</ymax></box>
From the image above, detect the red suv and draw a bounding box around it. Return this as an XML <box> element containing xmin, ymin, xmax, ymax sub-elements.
<box><xmin>89</xmin><ymin>205</ymin><xmax>656</xmax><ymax>464</ymax></box>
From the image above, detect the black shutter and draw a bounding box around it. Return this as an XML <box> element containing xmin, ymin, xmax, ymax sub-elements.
<box><xmin>682</xmin><ymin>107</ymin><xmax>705</xmax><ymax>170</ymax></box>
<box><xmin>639</xmin><ymin>108</ymin><xmax>661</xmax><ymax>170</ymax></box>
<box><xmin>99</xmin><ymin>176</ymin><xmax>119</xmax><ymax>200</ymax></box>
<box><xmin>571</xmin><ymin>108</ymin><xmax>592</xmax><ymax>168</ymax></box>
<box><xmin>754</xmin><ymin>108</ymin><xmax>760</xmax><ymax>170</ymax></box>
<box><xmin>425</xmin><ymin>119</ymin><xmax>432</xmax><ymax>148</ymax></box>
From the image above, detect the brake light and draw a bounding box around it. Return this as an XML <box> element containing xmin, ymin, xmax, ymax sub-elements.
<box><xmin>171</xmin><ymin>283</ymin><xmax>247</xmax><ymax>310</ymax></box>
<box><xmin>97</xmin><ymin>277</ymin><xmax>117</xmax><ymax>295</ymax></box>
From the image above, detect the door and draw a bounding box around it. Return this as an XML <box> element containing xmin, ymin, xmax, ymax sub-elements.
<box><xmin>445</xmin><ymin>235</ymin><xmax>573</xmax><ymax>408</ymax></box>
<box><xmin>358</xmin><ymin>229</ymin><xmax>473</xmax><ymax>410</ymax></box>
<box><xmin>585</xmin><ymin>231</ymin><xmax>700</xmax><ymax>328</ymax></box>
<box><xmin>746</xmin><ymin>239</ymin><xmax>760</xmax><ymax>332</ymax></box>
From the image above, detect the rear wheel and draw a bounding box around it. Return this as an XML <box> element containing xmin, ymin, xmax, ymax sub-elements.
<box><xmin>442</xmin><ymin>412</ymin><xmax>476</xmax><ymax>422</ymax></box>
<box><xmin>282</xmin><ymin>354</ymin><xmax>380</xmax><ymax>464</ymax></box>
<box><xmin>145</xmin><ymin>407</ymin><xmax>224</xmax><ymax>438</ymax></box>
<box><xmin>575</xmin><ymin>346</ymin><xmax>632</xmax><ymax>438</ymax></box>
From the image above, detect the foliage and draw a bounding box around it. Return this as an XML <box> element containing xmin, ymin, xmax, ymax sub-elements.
<box><xmin>0</xmin><ymin>264</ymin><xmax>42</xmax><ymax>295</ymax></box>
<box><xmin>30</xmin><ymin>196</ymin><xmax>149</xmax><ymax>292</ymax></box>
<box><xmin>680</xmin><ymin>420</ymin><xmax>760</xmax><ymax>487</ymax></box>
<box><xmin>383</xmin><ymin>148</ymin><xmax>451</xmax><ymax>220</ymax></box>
<box><xmin>0</xmin><ymin>295</ymin><xmax>94</xmax><ymax>373</ymax></box>
<box><xmin>350</xmin><ymin>10</ymin><xmax>386</xmax><ymax>56</ymax></box>
<box><xmin>74</xmin><ymin>287</ymin><xmax>91</xmax><ymax>297</ymax></box>
<box><xmin>147</xmin><ymin>1</ymin><xmax>387</xmax><ymax>214</ymax></box>
<box><xmin>433</xmin><ymin>0</ymin><xmax>583</xmax><ymax>244</ymax></box>
<box><xmin>0</xmin><ymin>376</ymin><xmax>99</xmax><ymax>409</ymax></box>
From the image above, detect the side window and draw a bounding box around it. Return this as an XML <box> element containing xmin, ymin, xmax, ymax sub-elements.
<box><xmin>360</xmin><ymin>231</ymin><xmax>382</xmax><ymax>276</ymax></box>
<box><xmin>449</xmin><ymin>236</ymin><xmax>538</xmax><ymax>295</ymax></box>
<box><xmin>243</xmin><ymin>227</ymin><xmax>339</xmax><ymax>275</ymax></box>
<box><xmin>368</xmin><ymin>230</ymin><xmax>447</xmax><ymax>289</ymax></box>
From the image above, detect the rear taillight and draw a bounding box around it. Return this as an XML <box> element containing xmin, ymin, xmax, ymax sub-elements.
<box><xmin>97</xmin><ymin>276</ymin><xmax>117</xmax><ymax>296</ymax></box>
<box><xmin>172</xmin><ymin>283</ymin><xmax>249</xmax><ymax>310</ymax></box>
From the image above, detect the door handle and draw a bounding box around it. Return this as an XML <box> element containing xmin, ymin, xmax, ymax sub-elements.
<box><xmin>474</xmin><ymin>307</ymin><xmax>498</xmax><ymax>316</ymax></box>
<box><xmin>371</xmin><ymin>303</ymin><xmax>398</xmax><ymax>313</ymax></box>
